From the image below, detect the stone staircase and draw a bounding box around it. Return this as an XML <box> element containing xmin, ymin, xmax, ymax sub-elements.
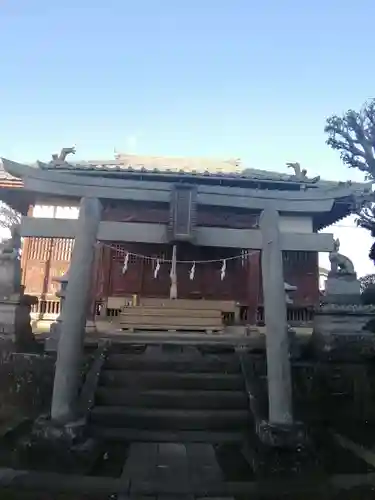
<box><xmin>88</xmin><ymin>344</ymin><xmax>250</xmax><ymax>444</ymax></box>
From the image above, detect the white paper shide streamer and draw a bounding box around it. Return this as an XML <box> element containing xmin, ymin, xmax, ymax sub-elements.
<box><xmin>104</xmin><ymin>243</ymin><xmax>257</xmax><ymax>282</ymax></box>
<box><xmin>170</xmin><ymin>245</ymin><xmax>177</xmax><ymax>299</ymax></box>
<box><xmin>220</xmin><ymin>259</ymin><xmax>226</xmax><ymax>281</ymax></box>
<box><xmin>189</xmin><ymin>261</ymin><xmax>196</xmax><ymax>281</ymax></box>
<box><xmin>154</xmin><ymin>258</ymin><xmax>161</xmax><ymax>278</ymax></box>
<box><xmin>122</xmin><ymin>252</ymin><xmax>129</xmax><ymax>274</ymax></box>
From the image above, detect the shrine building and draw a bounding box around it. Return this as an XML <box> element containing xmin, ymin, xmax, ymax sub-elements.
<box><xmin>0</xmin><ymin>152</ymin><xmax>369</xmax><ymax>332</ymax></box>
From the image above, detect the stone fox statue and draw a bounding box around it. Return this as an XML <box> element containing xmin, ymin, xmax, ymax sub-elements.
<box><xmin>329</xmin><ymin>238</ymin><xmax>355</xmax><ymax>275</ymax></box>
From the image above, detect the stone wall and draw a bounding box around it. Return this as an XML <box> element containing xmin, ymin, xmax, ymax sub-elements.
<box><xmin>293</xmin><ymin>362</ymin><xmax>375</xmax><ymax>425</ymax></box>
<box><xmin>0</xmin><ymin>342</ymin><xmax>55</xmax><ymax>431</ymax></box>
<box><xmin>246</xmin><ymin>354</ymin><xmax>375</xmax><ymax>428</ymax></box>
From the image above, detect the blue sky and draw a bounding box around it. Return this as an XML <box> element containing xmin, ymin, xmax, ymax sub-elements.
<box><xmin>1</xmin><ymin>0</ymin><xmax>374</xmax><ymax>275</ymax></box>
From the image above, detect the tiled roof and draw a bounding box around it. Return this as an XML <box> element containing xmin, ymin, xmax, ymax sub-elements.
<box><xmin>36</xmin><ymin>153</ymin><xmax>323</xmax><ymax>185</ymax></box>
<box><xmin>0</xmin><ymin>165</ymin><xmax>19</xmax><ymax>181</ymax></box>
<box><xmin>72</xmin><ymin>162</ymin><xmax>302</xmax><ymax>182</ymax></box>
<box><xmin>113</xmin><ymin>154</ymin><xmax>243</xmax><ymax>173</ymax></box>
<box><xmin>0</xmin><ymin>153</ymin><xmax>369</xmax><ymax>192</ymax></box>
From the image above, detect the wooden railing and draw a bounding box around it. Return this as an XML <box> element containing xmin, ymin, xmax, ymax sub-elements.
<box><xmin>31</xmin><ymin>299</ymin><xmax>61</xmax><ymax>319</ymax></box>
<box><xmin>32</xmin><ymin>298</ymin><xmax>315</xmax><ymax>326</ymax></box>
<box><xmin>256</xmin><ymin>306</ymin><xmax>314</xmax><ymax>325</ymax></box>
<box><xmin>94</xmin><ymin>300</ymin><xmax>315</xmax><ymax>326</ymax></box>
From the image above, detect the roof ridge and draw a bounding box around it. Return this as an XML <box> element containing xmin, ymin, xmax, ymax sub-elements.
<box><xmin>1</xmin><ymin>156</ymin><xmax>370</xmax><ymax>190</ymax></box>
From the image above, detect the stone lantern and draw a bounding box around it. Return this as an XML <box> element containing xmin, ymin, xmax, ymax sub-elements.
<box><xmin>56</xmin><ymin>270</ymin><xmax>69</xmax><ymax>317</ymax></box>
<box><xmin>45</xmin><ymin>269</ymin><xmax>70</xmax><ymax>352</ymax></box>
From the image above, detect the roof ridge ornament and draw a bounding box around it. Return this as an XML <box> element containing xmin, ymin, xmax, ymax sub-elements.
<box><xmin>49</xmin><ymin>147</ymin><xmax>76</xmax><ymax>168</ymax></box>
<box><xmin>286</xmin><ymin>162</ymin><xmax>320</xmax><ymax>184</ymax></box>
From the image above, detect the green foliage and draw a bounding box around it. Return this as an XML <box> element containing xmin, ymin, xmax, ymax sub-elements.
<box><xmin>360</xmin><ymin>274</ymin><xmax>375</xmax><ymax>304</ymax></box>
<box><xmin>325</xmin><ymin>100</ymin><xmax>375</xmax><ymax>262</ymax></box>
<box><xmin>355</xmin><ymin>203</ymin><xmax>375</xmax><ymax>232</ymax></box>
<box><xmin>360</xmin><ymin>273</ymin><xmax>375</xmax><ymax>291</ymax></box>
<box><xmin>0</xmin><ymin>203</ymin><xmax>20</xmax><ymax>231</ymax></box>
<box><xmin>325</xmin><ymin>100</ymin><xmax>375</xmax><ymax>179</ymax></box>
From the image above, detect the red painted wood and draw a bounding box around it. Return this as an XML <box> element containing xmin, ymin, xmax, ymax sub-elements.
<box><xmin>258</xmin><ymin>251</ymin><xmax>319</xmax><ymax>306</ymax></box>
<box><xmin>283</xmin><ymin>251</ymin><xmax>319</xmax><ymax>305</ymax></box>
<box><xmin>22</xmin><ymin>237</ymin><xmax>72</xmax><ymax>297</ymax></box>
<box><xmin>22</xmin><ymin>205</ymin><xmax>319</xmax><ymax>310</ymax></box>
<box><xmin>23</xmin><ymin>237</ymin><xmax>320</xmax><ymax>308</ymax></box>
<box><xmin>106</xmin><ymin>243</ymin><xmax>251</xmax><ymax>302</ymax></box>
<box><xmin>48</xmin><ymin>239</ymin><xmax>74</xmax><ymax>295</ymax></box>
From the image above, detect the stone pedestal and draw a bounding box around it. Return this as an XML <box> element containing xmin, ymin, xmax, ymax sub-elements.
<box><xmin>313</xmin><ymin>273</ymin><xmax>375</xmax><ymax>359</ymax></box>
<box><xmin>323</xmin><ymin>274</ymin><xmax>361</xmax><ymax>305</ymax></box>
<box><xmin>0</xmin><ymin>295</ymin><xmax>22</xmax><ymax>339</ymax></box>
<box><xmin>313</xmin><ymin>304</ymin><xmax>375</xmax><ymax>359</ymax></box>
<box><xmin>0</xmin><ymin>225</ymin><xmax>36</xmax><ymax>350</ymax></box>
<box><xmin>17</xmin><ymin>414</ymin><xmax>100</xmax><ymax>475</ymax></box>
<box><xmin>0</xmin><ymin>259</ymin><xmax>21</xmax><ymax>301</ymax></box>
<box><xmin>257</xmin><ymin>420</ymin><xmax>307</xmax><ymax>449</ymax></box>
<box><xmin>0</xmin><ymin>293</ymin><xmax>38</xmax><ymax>350</ymax></box>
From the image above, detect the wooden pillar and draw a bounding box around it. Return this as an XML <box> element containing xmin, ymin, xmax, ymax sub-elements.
<box><xmin>94</xmin><ymin>244</ymin><xmax>111</xmax><ymax>315</ymax></box>
<box><xmin>247</xmin><ymin>250</ymin><xmax>261</xmax><ymax>324</ymax></box>
<box><xmin>51</xmin><ymin>197</ymin><xmax>102</xmax><ymax>423</ymax></box>
<box><xmin>260</xmin><ymin>206</ymin><xmax>293</xmax><ymax>426</ymax></box>
<box><xmin>20</xmin><ymin>205</ymin><xmax>33</xmax><ymax>287</ymax></box>
<box><xmin>87</xmin><ymin>243</ymin><xmax>102</xmax><ymax>319</ymax></box>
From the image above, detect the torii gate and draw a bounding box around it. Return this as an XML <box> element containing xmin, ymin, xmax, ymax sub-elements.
<box><xmin>50</xmin><ymin>198</ymin><xmax>296</xmax><ymax>434</ymax></box>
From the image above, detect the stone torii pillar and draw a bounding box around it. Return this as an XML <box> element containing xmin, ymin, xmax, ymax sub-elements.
<box><xmin>259</xmin><ymin>206</ymin><xmax>293</xmax><ymax>430</ymax></box>
<box><xmin>51</xmin><ymin>197</ymin><xmax>102</xmax><ymax>423</ymax></box>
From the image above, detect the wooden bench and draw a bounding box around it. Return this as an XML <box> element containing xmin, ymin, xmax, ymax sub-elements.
<box><xmin>139</xmin><ymin>298</ymin><xmax>238</xmax><ymax>325</ymax></box>
<box><xmin>140</xmin><ymin>298</ymin><xmax>237</xmax><ymax>314</ymax></box>
<box><xmin>105</xmin><ymin>297</ymin><xmax>237</xmax><ymax>312</ymax></box>
<box><xmin>119</xmin><ymin>299</ymin><xmax>226</xmax><ymax>333</ymax></box>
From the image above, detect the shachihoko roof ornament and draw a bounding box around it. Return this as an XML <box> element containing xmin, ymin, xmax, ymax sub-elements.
<box><xmin>41</xmin><ymin>147</ymin><xmax>76</xmax><ymax>169</ymax></box>
<box><xmin>286</xmin><ymin>162</ymin><xmax>321</xmax><ymax>184</ymax></box>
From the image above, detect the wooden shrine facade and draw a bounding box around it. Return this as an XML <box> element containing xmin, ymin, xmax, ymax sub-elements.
<box><xmin>21</xmin><ymin>234</ymin><xmax>319</xmax><ymax>322</ymax></box>
<box><xmin>0</xmin><ymin>153</ymin><xmax>369</xmax><ymax>325</ymax></box>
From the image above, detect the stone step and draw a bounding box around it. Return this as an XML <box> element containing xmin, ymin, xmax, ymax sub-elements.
<box><xmin>89</xmin><ymin>426</ymin><xmax>245</xmax><ymax>443</ymax></box>
<box><xmin>104</xmin><ymin>353</ymin><xmax>241</xmax><ymax>373</ymax></box>
<box><xmin>118</xmin><ymin>442</ymin><xmax>227</xmax><ymax>500</ymax></box>
<box><xmin>90</xmin><ymin>407</ymin><xmax>249</xmax><ymax>430</ymax></box>
<box><xmin>99</xmin><ymin>370</ymin><xmax>245</xmax><ymax>391</ymax></box>
<box><xmin>95</xmin><ymin>388</ymin><xmax>248</xmax><ymax>409</ymax></box>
